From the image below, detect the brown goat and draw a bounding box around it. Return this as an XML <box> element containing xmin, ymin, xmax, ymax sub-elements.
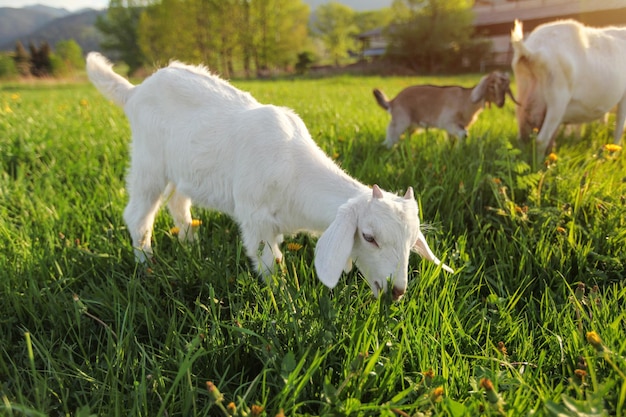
<box><xmin>373</xmin><ymin>71</ymin><xmax>517</xmax><ymax>148</ymax></box>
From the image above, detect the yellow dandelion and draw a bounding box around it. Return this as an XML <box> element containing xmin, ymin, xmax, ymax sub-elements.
<box><xmin>251</xmin><ymin>404</ymin><xmax>264</xmax><ymax>417</ymax></box>
<box><xmin>547</xmin><ymin>152</ymin><xmax>558</xmax><ymax>162</ymax></box>
<box><xmin>430</xmin><ymin>386</ymin><xmax>444</xmax><ymax>402</ymax></box>
<box><xmin>287</xmin><ymin>242</ymin><xmax>303</xmax><ymax>251</ymax></box>
<box><xmin>479</xmin><ymin>377</ymin><xmax>494</xmax><ymax>391</ymax></box>
<box><xmin>170</xmin><ymin>226</ymin><xmax>180</xmax><ymax>234</ymax></box>
<box><xmin>604</xmin><ymin>143</ymin><xmax>622</xmax><ymax>152</ymax></box>
<box><xmin>206</xmin><ymin>381</ymin><xmax>223</xmax><ymax>402</ymax></box>
<box><xmin>10</xmin><ymin>93</ymin><xmax>20</xmax><ymax>101</ymax></box>
<box><xmin>586</xmin><ymin>331</ymin><xmax>605</xmax><ymax>352</ymax></box>
<box><xmin>492</xmin><ymin>177</ymin><xmax>502</xmax><ymax>184</ymax></box>
<box><xmin>226</xmin><ymin>402</ymin><xmax>236</xmax><ymax>416</ymax></box>
<box><xmin>574</xmin><ymin>369</ymin><xmax>587</xmax><ymax>381</ymax></box>
<box><xmin>3</xmin><ymin>103</ymin><xmax>12</xmax><ymax>113</ymax></box>
<box><xmin>80</xmin><ymin>98</ymin><xmax>89</xmax><ymax>107</ymax></box>
<box><xmin>191</xmin><ymin>219</ymin><xmax>202</xmax><ymax>227</ymax></box>
<box><xmin>556</xmin><ymin>226</ymin><xmax>566</xmax><ymax>234</ymax></box>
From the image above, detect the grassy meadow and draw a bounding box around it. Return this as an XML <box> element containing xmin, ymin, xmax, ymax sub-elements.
<box><xmin>0</xmin><ymin>72</ymin><xmax>625</xmax><ymax>417</ymax></box>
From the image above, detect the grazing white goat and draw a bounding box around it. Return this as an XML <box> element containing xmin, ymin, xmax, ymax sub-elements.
<box><xmin>85</xmin><ymin>52</ymin><xmax>453</xmax><ymax>300</ymax></box>
<box><xmin>373</xmin><ymin>71</ymin><xmax>516</xmax><ymax>148</ymax></box>
<box><xmin>511</xmin><ymin>19</ymin><xmax>626</xmax><ymax>155</ymax></box>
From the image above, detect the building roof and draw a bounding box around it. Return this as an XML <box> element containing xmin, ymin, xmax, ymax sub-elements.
<box><xmin>474</xmin><ymin>0</ymin><xmax>626</xmax><ymax>28</ymax></box>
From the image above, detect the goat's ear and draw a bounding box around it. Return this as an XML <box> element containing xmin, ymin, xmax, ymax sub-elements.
<box><xmin>412</xmin><ymin>231</ymin><xmax>454</xmax><ymax>274</ymax></box>
<box><xmin>314</xmin><ymin>203</ymin><xmax>358</xmax><ymax>288</ymax></box>
<box><xmin>471</xmin><ymin>75</ymin><xmax>489</xmax><ymax>103</ymax></box>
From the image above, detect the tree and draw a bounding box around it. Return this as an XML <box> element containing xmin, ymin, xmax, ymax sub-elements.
<box><xmin>56</xmin><ymin>39</ymin><xmax>84</xmax><ymax>70</ymax></box>
<box><xmin>13</xmin><ymin>41</ymin><xmax>30</xmax><ymax>76</ymax></box>
<box><xmin>313</xmin><ymin>2</ymin><xmax>358</xmax><ymax>67</ymax></box>
<box><xmin>29</xmin><ymin>42</ymin><xmax>52</xmax><ymax>77</ymax></box>
<box><xmin>387</xmin><ymin>0</ymin><xmax>476</xmax><ymax>73</ymax></box>
<box><xmin>0</xmin><ymin>54</ymin><xmax>18</xmax><ymax>79</ymax></box>
<box><xmin>96</xmin><ymin>0</ymin><xmax>147</xmax><ymax>74</ymax></box>
<box><xmin>137</xmin><ymin>0</ymin><xmax>309</xmax><ymax>77</ymax></box>
<box><xmin>354</xmin><ymin>8</ymin><xmax>393</xmax><ymax>34</ymax></box>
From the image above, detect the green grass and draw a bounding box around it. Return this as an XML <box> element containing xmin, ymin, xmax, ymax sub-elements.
<box><xmin>0</xmin><ymin>73</ymin><xmax>624</xmax><ymax>417</ymax></box>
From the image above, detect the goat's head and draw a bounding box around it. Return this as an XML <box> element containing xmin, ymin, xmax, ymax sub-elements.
<box><xmin>472</xmin><ymin>71</ymin><xmax>519</xmax><ymax>108</ymax></box>
<box><xmin>314</xmin><ymin>185</ymin><xmax>453</xmax><ymax>300</ymax></box>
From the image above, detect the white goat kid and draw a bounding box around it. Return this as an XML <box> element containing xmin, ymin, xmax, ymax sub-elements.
<box><xmin>373</xmin><ymin>71</ymin><xmax>516</xmax><ymax>148</ymax></box>
<box><xmin>86</xmin><ymin>52</ymin><xmax>453</xmax><ymax>300</ymax></box>
<box><xmin>511</xmin><ymin>19</ymin><xmax>626</xmax><ymax>155</ymax></box>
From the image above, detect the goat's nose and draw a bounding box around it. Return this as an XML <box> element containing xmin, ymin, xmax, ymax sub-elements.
<box><xmin>392</xmin><ymin>286</ymin><xmax>405</xmax><ymax>301</ymax></box>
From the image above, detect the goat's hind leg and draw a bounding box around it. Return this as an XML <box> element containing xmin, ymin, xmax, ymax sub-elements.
<box><xmin>165</xmin><ymin>183</ymin><xmax>196</xmax><ymax>243</ymax></box>
<box><xmin>613</xmin><ymin>97</ymin><xmax>626</xmax><ymax>144</ymax></box>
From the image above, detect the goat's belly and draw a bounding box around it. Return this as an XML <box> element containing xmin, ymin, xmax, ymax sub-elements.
<box><xmin>562</xmin><ymin>102</ymin><xmax>612</xmax><ymax>124</ymax></box>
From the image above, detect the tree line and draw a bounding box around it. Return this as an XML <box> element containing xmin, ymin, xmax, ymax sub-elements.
<box><xmin>0</xmin><ymin>39</ymin><xmax>85</xmax><ymax>78</ymax></box>
<box><xmin>97</xmin><ymin>0</ymin><xmax>485</xmax><ymax>76</ymax></box>
<box><xmin>0</xmin><ymin>0</ymin><xmax>487</xmax><ymax>79</ymax></box>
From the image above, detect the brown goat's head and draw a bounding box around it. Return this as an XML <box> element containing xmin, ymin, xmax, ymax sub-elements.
<box><xmin>476</xmin><ymin>71</ymin><xmax>519</xmax><ymax>108</ymax></box>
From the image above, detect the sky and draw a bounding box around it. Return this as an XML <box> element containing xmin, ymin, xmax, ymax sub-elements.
<box><xmin>0</xmin><ymin>0</ymin><xmax>109</xmax><ymax>11</ymax></box>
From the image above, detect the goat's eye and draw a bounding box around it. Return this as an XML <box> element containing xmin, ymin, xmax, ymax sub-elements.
<box><xmin>362</xmin><ymin>233</ymin><xmax>379</xmax><ymax>247</ymax></box>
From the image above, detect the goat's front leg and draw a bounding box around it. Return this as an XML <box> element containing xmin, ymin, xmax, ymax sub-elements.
<box><xmin>240</xmin><ymin>223</ymin><xmax>284</xmax><ymax>279</ymax></box>
<box><xmin>383</xmin><ymin>113</ymin><xmax>410</xmax><ymax>148</ymax></box>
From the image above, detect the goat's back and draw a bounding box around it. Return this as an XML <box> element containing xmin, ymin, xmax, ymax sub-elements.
<box><xmin>392</xmin><ymin>85</ymin><xmax>474</xmax><ymax>124</ymax></box>
<box><xmin>512</xmin><ymin>19</ymin><xmax>626</xmax><ymax>123</ymax></box>
<box><xmin>111</xmin><ymin>60</ymin><xmax>344</xmax><ymax>221</ymax></box>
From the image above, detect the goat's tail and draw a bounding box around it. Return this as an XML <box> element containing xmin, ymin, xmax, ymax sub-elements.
<box><xmin>373</xmin><ymin>88</ymin><xmax>390</xmax><ymax>111</ymax></box>
<box><xmin>86</xmin><ymin>52</ymin><xmax>135</xmax><ymax>107</ymax></box>
<box><xmin>510</xmin><ymin>20</ymin><xmax>533</xmax><ymax>61</ymax></box>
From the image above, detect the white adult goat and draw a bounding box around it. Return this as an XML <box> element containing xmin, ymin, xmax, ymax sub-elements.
<box><xmin>511</xmin><ymin>19</ymin><xmax>626</xmax><ymax>155</ymax></box>
<box><xmin>86</xmin><ymin>52</ymin><xmax>453</xmax><ymax>300</ymax></box>
<box><xmin>373</xmin><ymin>71</ymin><xmax>516</xmax><ymax>148</ymax></box>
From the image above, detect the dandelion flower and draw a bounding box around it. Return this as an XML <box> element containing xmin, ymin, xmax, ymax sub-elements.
<box><xmin>227</xmin><ymin>402</ymin><xmax>236</xmax><ymax>415</ymax></box>
<box><xmin>80</xmin><ymin>99</ymin><xmax>89</xmax><ymax>107</ymax></box>
<box><xmin>170</xmin><ymin>226</ymin><xmax>180</xmax><ymax>234</ymax></box>
<box><xmin>574</xmin><ymin>369</ymin><xmax>587</xmax><ymax>382</ymax></box>
<box><xmin>191</xmin><ymin>219</ymin><xmax>202</xmax><ymax>227</ymax></box>
<box><xmin>10</xmin><ymin>93</ymin><xmax>20</xmax><ymax>101</ymax></box>
<box><xmin>556</xmin><ymin>226</ymin><xmax>566</xmax><ymax>234</ymax></box>
<box><xmin>287</xmin><ymin>242</ymin><xmax>303</xmax><ymax>251</ymax></box>
<box><xmin>547</xmin><ymin>152</ymin><xmax>558</xmax><ymax>162</ymax></box>
<box><xmin>586</xmin><ymin>331</ymin><xmax>605</xmax><ymax>352</ymax></box>
<box><xmin>206</xmin><ymin>381</ymin><xmax>223</xmax><ymax>402</ymax></box>
<box><xmin>604</xmin><ymin>144</ymin><xmax>622</xmax><ymax>152</ymax></box>
<box><xmin>430</xmin><ymin>386</ymin><xmax>444</xmax><ymax>402</ymax></box>
<box><xmin>251</xmin><ymin>405</ymin><xmax>264</xmax><ymax>417</ymax></box>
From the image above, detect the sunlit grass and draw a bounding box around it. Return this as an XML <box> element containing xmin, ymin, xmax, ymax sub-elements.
<box><xmin>0</xmin><ymin>74</ymin><xmax>624</xmax><ymax>416</ymax></box>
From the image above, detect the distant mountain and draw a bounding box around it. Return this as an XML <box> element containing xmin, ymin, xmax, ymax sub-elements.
<box><xmin>0</xmin><ymin>5</ymin><xmax>71</xmax><ymax>49</ymax></box>
<box><xmin>0</xmin><ymin>7</ymin><xmax>105</xmax><ymax>53</ymax></box>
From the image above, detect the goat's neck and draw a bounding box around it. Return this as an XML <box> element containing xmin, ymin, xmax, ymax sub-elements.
<box><xmin>294</xmin><ymin>155</ymin><xmax>369</xmax><ymax>232</ymax></box>
<box><xmin>467</xmin><ymin>86</ymin><xmax>486</xmax><ymax>117</ymax></box>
